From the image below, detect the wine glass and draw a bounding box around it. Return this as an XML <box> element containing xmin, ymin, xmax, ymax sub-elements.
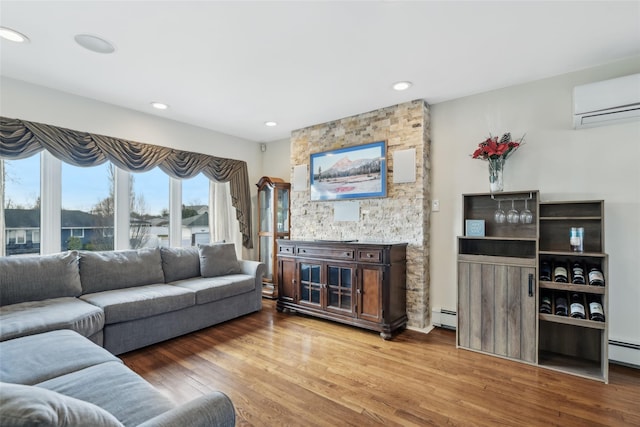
<box><xmin>494</xmin><ymin>200</ymin><xmax>506</xmax><ymax>224</ymax></box>
<box><xmin>520</xmin><ymin>199</ymin><xmax>533</xmax><ymax>224</ymax></box>
<box><xmin>507</xmin><ymin>199</ymin><xmax>519</xmax><ymax>224</ymax></box>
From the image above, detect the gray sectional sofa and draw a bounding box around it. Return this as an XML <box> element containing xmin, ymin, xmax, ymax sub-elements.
<box><xmin>0</xmin><ymin>243</ymin><xmax>266</xmax><ymax>426</ymax></box>
<box><xmin>0</xmin><ymin>330</ymin><xmax>235</xmax><ymax>426</ymax></box>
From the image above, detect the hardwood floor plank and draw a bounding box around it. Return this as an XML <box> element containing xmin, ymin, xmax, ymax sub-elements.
<box><xmin>121</xmin><ymin>301</ymin><xmax>640</xmax><ymax>426</ymax></box>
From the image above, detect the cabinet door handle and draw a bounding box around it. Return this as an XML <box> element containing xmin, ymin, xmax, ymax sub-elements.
<box><xmin>528</xmin><ymin>274</ymin><xmax>534</xmax><ymax>297</ymax></box>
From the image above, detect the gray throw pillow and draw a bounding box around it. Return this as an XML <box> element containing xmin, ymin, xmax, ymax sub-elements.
<box><xmin>0</xmin><ymin>382</ymin><xmax>124</xmax><ymax>427</ymax></box>
<box><xmin>160</xmin><ymin>247</ymin><xmax>200</xmax><ymax>283</ymax></box>
<box><xmin>79</xmin><ymin>248</ymin><xmax>165</xmax><ymax>294</ymax></box>
<box><xmin>198</xmin><ymin>243</ymin><xmax>241</xmax><ymax>278</ymax></box>
<box><xmin>0</xmin><ymin>251</ymin><xmax>81</xmax><ymax>306</ymax></box>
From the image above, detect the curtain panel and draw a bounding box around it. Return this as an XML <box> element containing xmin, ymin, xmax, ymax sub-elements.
<box><xmin>0</xmin><ymin>116</ymin><xmax>253</xmax><ymax>248</ymax></box>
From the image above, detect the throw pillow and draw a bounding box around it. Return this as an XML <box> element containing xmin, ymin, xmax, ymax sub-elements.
<box><xmin>0</xmin><ymin>251</ymin><xmax>82</xmax><ymax>306</ymax></box>
<box><xmin>198</xmin><ymin>243</ymin><xmax>241</xmax><ymax>278</ymax></box>
<box><xmin>0</xmin><ymin>382</ymin><xmax>124</xmax><ymax>427</ymax></box>
<box><xmin>79</xmin><ymin>248</ymin><xmax>165</xmax><ymax>294</ymax></box>
<box><xmin>160</xmin><ymin>247</ymin><xmax>200</xmax><ymax>283</ymax></box>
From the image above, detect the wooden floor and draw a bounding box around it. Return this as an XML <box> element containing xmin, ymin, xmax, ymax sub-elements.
<box><xmin>121</xmin><ymin>300</ymin><xmax>640</xmax><ymax>426</ymax></box>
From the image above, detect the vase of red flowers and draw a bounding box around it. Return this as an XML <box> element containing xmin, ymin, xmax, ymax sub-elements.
<box><xmin>471</xmin><ymin>132</ymin><xmax>523</xmax><ymax>193</ymax></box>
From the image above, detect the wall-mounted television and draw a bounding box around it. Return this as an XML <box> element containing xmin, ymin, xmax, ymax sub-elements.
<box><xmin>310</xmin><ymin>140</ymin><xmax>386</xmax><ymax>201</ymax></box>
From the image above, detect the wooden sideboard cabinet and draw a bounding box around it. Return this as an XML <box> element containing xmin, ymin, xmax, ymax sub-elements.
<box><xmin>276</xmin><ymin>240</ymin><xmax>408</xmax><ymax>339</ymax></box>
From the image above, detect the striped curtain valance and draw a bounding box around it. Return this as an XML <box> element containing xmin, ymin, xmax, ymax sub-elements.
<box><xmin>0</xmin><ymin>116</ymin><xmax>253</xmax><ymax>248</ymax></box>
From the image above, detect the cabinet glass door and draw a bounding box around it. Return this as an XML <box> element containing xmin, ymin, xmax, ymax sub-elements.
<box><xmin>276</xmin><ymin>188</ymin><xmax>289</xmax><ymax>233</ymax></box>
<box><xmin>299</xmin><ymin>262</ymin><xmax>322</xmax><ymax>307</ymax></box>
<box><xmin>259</xmin><ymin>186</ymin><xmax>273</xmax><ymax>232</ymax></box>
<box><xmin>326</xmin><ymin>265</ymin><xmax>354</xmax><ymax>315</ymax></box>
<box><xmin>259</xmin><ymin>235</ymin><xmax>273</xmax><ymax>281</ymax></box>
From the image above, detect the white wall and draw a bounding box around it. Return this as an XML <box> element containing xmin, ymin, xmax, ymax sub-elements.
<box><xmin>0</xmin><ymin>76</ymin><xmax>263</xmax><ymax>259</ymax></box>
<box><xmin>262</xmin><ymin>138</ymin><xmax>291</xmax><ymax>180</ymax></box>
<box><xmin>430</xmin><ymin>57</ymin><xmax>640</xmax><ymax>359</ymax></box>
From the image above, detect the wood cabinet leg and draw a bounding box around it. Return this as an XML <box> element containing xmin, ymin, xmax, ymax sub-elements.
<box><xmin>380</xmin><ymin>331</ymin><xmax>392</xmax><ymax>340</ymax></box>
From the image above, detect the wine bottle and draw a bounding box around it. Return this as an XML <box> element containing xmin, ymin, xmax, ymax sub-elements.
<box><xmin>588</xmin><ymin>295</ymin><xmax>605</xmax><ymax>322</ymax></box>
<box><xmin>569</xmin><ymin>293</ymin><xmax>586</xmax><ymax>319</ymax></box>
<box><xmin>539</xmin><ymin>291</ymin><xmax>552</xmax><ymax>314</ymax></box>
<box><xmin>554</xmin><ymin>292</ymin><xmax>568</xmax><ymax>316</ymax></box>
<box><xmin>571</xmin><ymin>262</ymin><xmax>586</xmax><ymax>285</ymax></box>
<box><xmin>554</xmin><ymin>262</ymin><xmax>568</xmax><ymax>283</ymax></box>
<box><xmin>588</xmin><ymin>266</ymin><xmax>605</xmax><ymax>286</ymax></box>
<box><xmin>540</xmin><ymin>261</ymin><xmax>552</xmax><ymax>281</ymax></box>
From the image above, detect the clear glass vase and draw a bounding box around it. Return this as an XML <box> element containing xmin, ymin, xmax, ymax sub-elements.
<box><xmin>488</xmin><ymin>157</ymin><xmax>504</xmax><ymax>193</ymax></box>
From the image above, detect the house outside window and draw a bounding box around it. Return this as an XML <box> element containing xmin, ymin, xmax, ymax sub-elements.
<box><xmin>181</xmin><ymin>173</ymin><xmax>210</xmax><ymax>248</ymax></box>
<box><xmin>2</xmin><ymin>156</ymin><xmax>41</xmax><ymax>256</ymax></box>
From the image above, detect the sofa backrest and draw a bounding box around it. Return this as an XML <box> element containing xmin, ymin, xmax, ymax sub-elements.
<box><xmin>160</xmin><ymin>246</ymin><xmax>200</xmax><ymax>283</ymax></box>
<box><xmin>79</xmin><ymin>248</ymin><xmax>165</xmax><ymax>294</ymax></box>
<box><xmin>0</xmin><ymin>251</ymin><xmax>82</xmax><ymax>306</ymax></box>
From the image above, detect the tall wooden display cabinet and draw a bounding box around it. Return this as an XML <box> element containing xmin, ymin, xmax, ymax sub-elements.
<box><xmin>256</xmin><ymin>176</ymin><xmax>291</xmax><ymax>299</ymax></box>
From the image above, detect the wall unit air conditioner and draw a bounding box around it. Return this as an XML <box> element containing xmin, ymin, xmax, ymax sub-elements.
<box><xmin>573</xmin><ymin>73</ymin><xmax>640</xmax><ymax>129</ymax></box>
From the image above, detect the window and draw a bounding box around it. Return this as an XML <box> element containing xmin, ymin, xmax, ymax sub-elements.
<box><xmin>70</xmin><ymin>228</ymin><xmax>85</xmax><ymax>238</ymax></box>
<box><xmin>15</xmin><ymin>229</ymin><xmax>26</xmax><ymax>244</ymax></box>
<box><xmin>62</xmin><ymin>162</ymin><xmax>113</xmax><ymax>251</ymax></box>
<box><xmin>3</xmin><ymin>154</ymin><xmax>225</xmax><ymax>254</ymax></box>
<box><xmin>130</xmin><ymin>168</ymin><xmax>169</xmax><ymax>248</ymax></box>
<box><xmin>181</xmin><ymin>173</ymin><xmax>210</xmax><ymax>247</ymax></box>
<box><xmin>2</xmin><ymin>155</ymin><xmax>41</xmax><ymax>256</ymax></box>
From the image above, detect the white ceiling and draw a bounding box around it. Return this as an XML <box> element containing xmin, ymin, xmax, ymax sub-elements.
<box><xmin>1</xmin><ymin>1</ymin><xmax>639</xmax><ymax>143</ymax></box>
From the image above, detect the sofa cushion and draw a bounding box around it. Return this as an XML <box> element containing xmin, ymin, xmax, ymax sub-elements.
<box><xmin>160</xmin><ymin>246</ymin><xmax>200</xmax><ymax>283</ymax></box>
<box><xmin>79</xmin><ymin>248</ymin><xmax>165</xmax><ymax>294</ymax></box>
<box><xmin>0</xmin><ymin>330</ymin><xmax>120</xmax><ymax>386</ymax></box>
<box><xmin>172</xmin><ymin>274</ymin><xmax>256</xmax><ymax>305</ymax></box>
<box><xmin>80</xmin><ymin>284</ymin><xmax>195</xmax><ymax>324</ymax></box>
<box><xmin>0</xmin><ymin>297</ymin><xmax>104</xmax><ymax>342</ymax></box>
<box><xmin>0</xmin><ymin>382</ymin><xmax>124</xmax><ymax>427</ymax></box>
<box><xmin>198</xmin><ymin>243</ymin><xmax>241</xmax><ymax>278</ymax></box>
<box><xmin>38</xmin><ymin>361</ymin><xmax>174</xmax><ymax>427</ymax></box>
<box><xmin>0</xmin><ymin>251</ymin><xmax>81</xmax><ymax>306</ymax></box>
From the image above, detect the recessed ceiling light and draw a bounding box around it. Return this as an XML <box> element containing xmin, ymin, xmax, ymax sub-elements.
<box><xmin>264</xmin><ymin>121</ymin><xmax>278</xmax><ymax>127</ymax></box>
<box><xmin>151</xmin><ymin>102</ymin><xmax>169</xmax><ymax>110</ymax></box>
<box><xmin>0</xmin><ymin>27</ymin><xmax>29</xmax><ymax>43</ymax></box>
<box><xmin>392</xmin><ymin>81</ymin><xmax>413</xmax><ymax>91</ymax></box>
<box><xmin>74</xmin><ymin>34</ymin><xmax>115</xmax><ymax>54</ymax></box>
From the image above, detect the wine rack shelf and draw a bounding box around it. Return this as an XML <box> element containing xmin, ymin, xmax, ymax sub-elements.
<box><xmin>457</xmin><ymin>192</ymin><xmax>608</xmax><ymax>383</ymax></box>
<box><xmin>539</xmin><ymin>313</ymin><xmax>606</xmax><ymax>330</ymax></box>
<box><xmin>538</xmin><ymin>280</ymin><xmax>605</xmax><ymax>294</ymax></box>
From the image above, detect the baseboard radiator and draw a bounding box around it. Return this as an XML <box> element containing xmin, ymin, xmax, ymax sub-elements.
<box><xmin>430</xmin><ymin>308</ymin><xmax>640</xmax><ymax>368</ymax></box>
<box><xmin>431</xmin><ymin>308</ymin><xmax>457</xmax><ymax>330</ymax></box>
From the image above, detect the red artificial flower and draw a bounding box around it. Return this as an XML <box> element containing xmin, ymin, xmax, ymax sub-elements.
<box><xmin>470</xmin><ymin>132</ymin><xmax>524</xmax><ymax>161</ymax></box>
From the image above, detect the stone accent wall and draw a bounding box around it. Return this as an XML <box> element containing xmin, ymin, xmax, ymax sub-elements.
<box><xmin>289</xmin><ymin>99</ymin><xmax>431</xmax><ymax>328</ymax></box>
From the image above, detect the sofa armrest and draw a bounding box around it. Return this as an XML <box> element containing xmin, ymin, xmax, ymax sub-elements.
<box><xmin>137</xmin><ymin>392</ymin><xmax>235</xmax><ymax>427</ymax></box>
<box><xmin>238</xmin><ymin>259</ymin><xmax>266</xmax><ymax>280</ymax></box>
<box><xmin>238</xmin><ymin>260</ymin><xmax>266</xmax><ymax>310</ymax></box>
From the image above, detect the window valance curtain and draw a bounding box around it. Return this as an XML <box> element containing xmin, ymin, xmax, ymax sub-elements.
<box><xmin>0</xmin><ymin>116</ymin><xmax>253</xmax><ymax>248</ymax></box>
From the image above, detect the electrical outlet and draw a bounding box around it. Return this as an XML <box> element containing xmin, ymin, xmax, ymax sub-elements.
<box><xmin>432</xmin><ymin>199</ymin><xmax>440</xmax><ymax>212</ymax></box>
